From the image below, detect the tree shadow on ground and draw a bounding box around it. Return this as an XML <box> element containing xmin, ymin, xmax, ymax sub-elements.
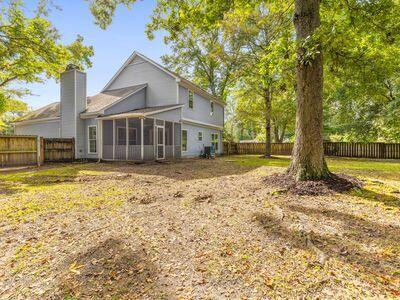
<box><xmin>53</xmin><ymin>237</ymin><xmax>168</xmax><ymax>299</ymax></box>
<box><xmin>350</xmin><ymin>187</ymin><xmax>400</xmax><ymax>208</ymax></box>
<box><xmin>0</xmin><ymin>159</ymin><xmax>258</xmax><ymax>193</ymax></box>
<box><xmin>253</xmin><ymin>204</ymin><xmax>400</xmax><ymax>286</ymax></box>
<box><xmin>97</xmin><ymin>158</ymin><xmax>258</xmax><ymax>181</ymax></box>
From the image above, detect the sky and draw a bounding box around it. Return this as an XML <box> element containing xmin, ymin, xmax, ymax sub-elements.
<box><xmin>20</xmin><ymin>0</ymin><xmax>170</xmax><ymax>109</ymax></box>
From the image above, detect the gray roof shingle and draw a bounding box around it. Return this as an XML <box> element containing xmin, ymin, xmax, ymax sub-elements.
<box><xmin>17</xmin><ymin>102</ymin><xmax>60</xmax><ymax>122</ymax></box>
<box><xmin>15</xmin><ymin>84</ymin><xmax>147</xmax><ymax>123</ymax></box>
<box><xmin>85</xmin><ymin>84</ymin><xmax>146</xmax><ymax>113</ymax></box>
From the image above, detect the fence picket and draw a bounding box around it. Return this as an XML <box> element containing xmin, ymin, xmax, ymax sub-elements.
<box><xmin>223</xmin><ymin>142</ymin><xmax>400</xmax><ymax>159</ymax></box>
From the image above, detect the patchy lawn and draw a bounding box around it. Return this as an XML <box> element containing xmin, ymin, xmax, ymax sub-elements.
<box><xmin>0</xmin><ymin>156</ymin><xmax>399</xmax><ymax>299</ymax></box>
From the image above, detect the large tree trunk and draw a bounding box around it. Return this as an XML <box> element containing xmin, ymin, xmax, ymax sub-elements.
<box><xmin>288</xmin><ymin>0</ymin><xmax>330</xmax><ymax>180</ymax></box>
<box><xmin>264</xmin><ymin>88</ymin><xmax>272</xmax><ymax>158</ymax></box>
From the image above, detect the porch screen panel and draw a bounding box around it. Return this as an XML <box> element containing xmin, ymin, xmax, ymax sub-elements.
<box><xmin>165</xmin><ymin>121</ymin><xmax>173</xmax><ymax>159</ymax></box>
<box><xmin>143</xmin><ymin>118</ymin><xmax>155</xmax><ymax>160</ymax></box>
<box><xmin>128</xmin><ymin>118</ymin><xmax>141</xmax><ymax>160</ymax></box>
<box><xmin>102</xmin><ymin>120</ymin><xmax>113</xmax><ymax>159</ymax></box>
<box><xmin>174</xmin><ymin>123</ymin><xmax>181</xmax><ymax>158</ymax></box>
<box><xmin>115</xmin><ymin>119</ymin><xmax>126</xmax><ymax>160</ymax></box>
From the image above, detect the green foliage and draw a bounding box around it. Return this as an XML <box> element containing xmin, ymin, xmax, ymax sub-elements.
<box><xmin>87</xmin><ymin>0</ymin><xmax>400</xmax><ymax>142</ymax></box>
<box><xmin>0</xmin><ymin>1</ymin><xmax>93</xmax><ymax>115</ymax></box>
<box><xmin>146</xmin><ymin>0</ymin><xmax>242</xmax><ymax>101</ymax></box>
<box><xmin>89</xmin><ymin>0</ymin><xmax>137</xmax><ymax>30</ymax></box>
<box><xmin>320</xmin><ymin>0</ymin><xmax>400</xmax><ymax>142</ymax></box>
<box><xmin>0</xmin><ymin>97</ymin><xmax>27</xmax><ymax>133</ymax></box>
<box><xmin>223</xmin><ymin>1</ymin><xmax>296</xmax><ymax>142</ymax></box>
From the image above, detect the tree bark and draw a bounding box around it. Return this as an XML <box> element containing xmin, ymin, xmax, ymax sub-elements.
<box><xmin>288</xmin><ymin>0</ymin><xmax>330</xmax><ymax>180</ymax></box>
<box><xmin>273</xmin><ymin>123</ymin><xmax>280</xmax><ymax>143</ymax></box>
<box><xmin>264</xmin><ymin>88</ymin><xmax>272</xmax><ymax>158</ymax></box>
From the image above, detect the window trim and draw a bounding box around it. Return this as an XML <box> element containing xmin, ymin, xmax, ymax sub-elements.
<box><xmin>210</xmin><ymin>101</ymin><xmax>214</xmax><ymax>116</ymax></box>
<box><xmin>88</xmin><ymin>125</ymin><xmax>97</xmax><ymax>154</ymax></box>
<box><xmin>198</xmin><ymin>131</ymin><xmax>203</xmax><ymax>141</ymax></box>
<box><xmin>182</xmin><ymin>129</ymin><xmax>188</xmax><ymax>152</ymax></box>
<box><xmin>188</xmin><ymin>90</ymin><xmax>194</xmax><ymax>109</ymax></box>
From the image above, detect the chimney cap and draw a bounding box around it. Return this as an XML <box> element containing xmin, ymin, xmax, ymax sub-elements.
<box><xmin>65</xmin><ymin>64</ymin><xmax>80</xmax><ymax>71</ymax></box>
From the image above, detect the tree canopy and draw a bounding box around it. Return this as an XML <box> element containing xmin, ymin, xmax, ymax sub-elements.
<box><xmin>0</xmin><ymin>1</ymin><xmax>93</xmax><ymax>122</ymax></box>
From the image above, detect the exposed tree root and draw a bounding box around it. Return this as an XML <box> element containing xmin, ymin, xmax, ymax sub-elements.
<box><xmin>264</xmin><ymin>173</ymin><xmax>362</xmax><ymax>196</ymax></box>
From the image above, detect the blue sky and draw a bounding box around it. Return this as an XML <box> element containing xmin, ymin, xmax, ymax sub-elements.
<box><xmin>21</xmin><ymin>0</ymin><xmax>169</xmax><ymax>109</ymax></box>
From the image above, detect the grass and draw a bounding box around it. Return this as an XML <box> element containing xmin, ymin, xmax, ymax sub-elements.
<box><xmin>0</xmin><ymin>164</ymin><xmax>128</xmax><ymax>224</ymax></box>
<box><xmin>222</xmin><ymin>155</ymin><xmax>400</xmax><ymax>177</ymax></box>
<box><xmin>223</xmin><ymin>155</ymin><xmax>400</xmax><ymax>209</ymax></box>
<box><xmin>0</xmin><ymin>157</ymin><xmax>399</xmax><ymax>298</ymax></box>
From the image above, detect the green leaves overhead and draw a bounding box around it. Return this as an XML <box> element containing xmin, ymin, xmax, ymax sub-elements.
<box><xmin>88</xmin><ymin>0</ymin><xmax>137</xmax><ymax>30</ymax></box>
<box><xmin>146</xmin><ymin>0</ymin><xmax>242</xmax><ymax>102</ymax></box>
<box><xmin>0</xmin><ymin>1</ymin><xmax>93</xmax><ymax>117</ymax></box>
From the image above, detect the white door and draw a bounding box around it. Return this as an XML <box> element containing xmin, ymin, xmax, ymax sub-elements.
<box><xmin>156</xmin><ymin>126</ymin><xmax>165</xmax><ymax>159</ymax></box>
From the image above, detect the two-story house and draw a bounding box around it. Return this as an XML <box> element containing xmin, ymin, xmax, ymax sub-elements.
<box><xmin>13</xmin><ymin>51</ymin><xmax>224</xmax><ymax>161</ymax></box>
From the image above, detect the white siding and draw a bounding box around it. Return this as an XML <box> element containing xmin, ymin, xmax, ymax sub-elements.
<box><xmin>104</xmin><ymin>88</ymin><xmax>146</xmax><ymax>115</ymax></box>
<box><xmin>107</xmin><ymin>56</ymin><xmax>177</xmax><ymax>107</ymax></box>
<box><xmin>14</xmin><ymin>120</ymin><xmax>60</xmax><ymax>138</ymax></box>
<box><xmin>150</xmin><ymin>108</ymin><xmax>182</xmax><ymax>123</ymax></box>
<box><xmin>60</xmin><ymin>70</ymin><xmax>76</xmax><ymax>138</ymax></box>
<box><xmin>179</xmin><ymin>86</ymin><xmax>224</xmax><ymax>127</ymax></box>
<box><xmin>181</xmin><ymin>123</ymin><xmax>222</xmax><ymax>157</ymax></box>
<box><xmin>60</xmin><ymin>69</ymin><xmax>87</xmax><ymax>158</ymax></box>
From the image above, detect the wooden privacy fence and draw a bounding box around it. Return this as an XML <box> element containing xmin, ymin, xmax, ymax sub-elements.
<box><xmin>0</xmin><ymin>136</ymin><xmax>39</xmax><ymax>167</ymax></box>
<box><xmin>0</xmin><ymin>136</ymin><xmax>75</xmax><ymax>168</ymax></box>
<box><xmin>223</xmin><ymin>142</ymin><xmax>400</xmax><ymax>159</ymax></box>
<box><xmin>42</xmin><ymin>138</ymin><xmax>75</xmax><ymax>162</ymax></box>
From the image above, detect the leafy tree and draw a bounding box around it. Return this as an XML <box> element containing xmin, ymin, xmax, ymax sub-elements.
<box><xmin>321</xmin><ymin>0</ymin><xmax>400</xmax><ymax>142</ymax></box>
<box><xmin>0</xmin><ymin>98</ymin><xmax>27</xmax><ymax>133</ymax></box>
<box><xmin>221</xmin><ymin>1</ymin><xmax>296</xmax><ymax>156</ymax></box>
<box><xmin>0</xmin><ymin>1</ymin><xmax>93</xmax><ymax>115</ymax></box>
<box><xmin>145</xmin><ymin>0</ymin><xmax>243</xmax><ymax>102</ymax></box>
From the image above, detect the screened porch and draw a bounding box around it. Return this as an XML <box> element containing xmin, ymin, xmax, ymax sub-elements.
<box><xmin>101</xmin><ymin>117</ymin><xmax>181</xmax><ymax>161</ymax></box>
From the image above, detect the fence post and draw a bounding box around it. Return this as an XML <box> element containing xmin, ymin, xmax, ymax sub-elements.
<box><xmin>40</xmin><ymin>137</ymin><xmax>44</xmax><ymax>165</ymax></box>
<box><xmin>36</xmin><ymin>136</ymin><xmax>40</xmax><ymax>167</ymax></box>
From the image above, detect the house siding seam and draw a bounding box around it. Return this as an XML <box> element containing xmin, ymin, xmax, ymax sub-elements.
<box><xmin>14</xmin><ymin>120</ymin><xmax>61</xmax><ymax>138</ymax></box>
<box><xmin>107</xmin><ymin>56</ymin><xmax>177</xmax><ymax>107</ymax></box>
<box><xmin>179</xmin><ymin>86</ymin><xmax>224</xmax><ymax>128</ymax></box>
<box><xmin>104</xmin><ymin>88</ymin><xmax>146</xmax><ymax>116</ymax></box>
<box><xmin>181</xmin><ymin>123</ymin><xmax>222</xmax><ymax>157</ymax></box>
<box><xmin>75</xmin><ymin>71</ymin><xmax>87</xmax><ymax>158</ymax></box>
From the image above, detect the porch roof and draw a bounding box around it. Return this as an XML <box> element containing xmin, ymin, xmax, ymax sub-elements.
<box><xmin>97</xmin><ymin>104</ymin><xmax>183</xmax><ymax>120</ymax></box>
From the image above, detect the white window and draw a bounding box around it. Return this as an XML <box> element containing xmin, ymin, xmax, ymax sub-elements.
<box><xmin>210</xmin><ymin>101</ymin><xmax>214</xmax><ymax>116</ymax></box>
<box><xmin>198</xmin><ymin>131</ymin><xmax>203</xmax><ymax>141</ymax></box>
<box><xmin>211</xmin><ymin>133</ymin><xmax>219</xmax><ymax>152</ymax></box>
<box><xmin>182</xmin><ymin>130</ymin><xmax>188</xmax><ymax>151</ymax></box>
<box><xmin>188</xmin><ymin>90</ymin><xmax>194</xmax><ymax>109</ymax></box>
<box><xmin>88</xmin><ymin>125</ymin><xmax>97</xmax><ymax>154</ymax></box>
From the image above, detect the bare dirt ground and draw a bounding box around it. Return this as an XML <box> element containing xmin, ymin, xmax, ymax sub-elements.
<box><xmin>0</xmin><ymin>157</ymin><xmax>399</xmax><ymax>299</ymax></box>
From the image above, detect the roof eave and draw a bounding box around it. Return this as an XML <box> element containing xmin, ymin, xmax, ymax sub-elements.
<box><xmin>12</xmin><ymin>117</ymin><xmax>60</xmax><ymax>126</ymax></box>
<box><xmin>96</xmin><ymin>104</ymin><xmax>184</xmax><ymax>120</ymax></box>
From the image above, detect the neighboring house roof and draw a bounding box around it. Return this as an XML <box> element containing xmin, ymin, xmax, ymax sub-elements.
<box><xmin>102</xmin><ymin>51</ymin><xmax>226</xmax><ymax>107</ymax></box>
<box><xmin>16</xmin><ymin>102</ymin><xmax>60</xmax><ymax>123</ymax></box>
<box><xmin>85</xmin><ymin>84</ymin><xmax>147</xmax><ymax>114</ymax></box>
<box><xmin>14</xmin><ymin>84</ymin><xmax>147</xmax><ymax>124</ymax></box>
<box><xmin>99</xmin><ymin>104</ymin><xmax>184</xmax><ymax>119</ymax></box>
